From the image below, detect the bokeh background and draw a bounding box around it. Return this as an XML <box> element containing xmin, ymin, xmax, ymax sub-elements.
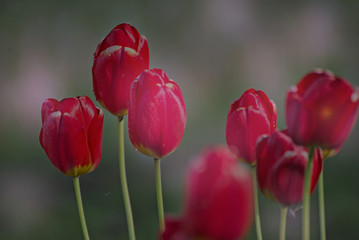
<box><xmin>1</xmin><ymin>0</ymin><xmax>359</xmax><ymax>239</ymax></box>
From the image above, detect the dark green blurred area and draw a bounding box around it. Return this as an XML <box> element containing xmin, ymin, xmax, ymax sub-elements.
<box><xmin>1</xmin><ymin>0</ymin><xmax>359</xmax><ymax>239</ymax></box>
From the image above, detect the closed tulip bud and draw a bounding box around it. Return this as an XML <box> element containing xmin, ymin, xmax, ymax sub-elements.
<box><xmin>286</xmin><ymin>69</ymin><xmax>359</xmax><ymax>150</ymax></box>
<box><xmin>256</xmin><ymin>131</ymin><xmax>323</xmax><ymax>206</ymax></box>
<box><xmin>183</xmin><ymin>146</ymin><xmax>253</xmax><ymax>240</ymax></box>
<box><xmin>226</xmin><ymin>88</ymin><xmax>277</xmax><ymax>165</ymax></box>
<box><xmin>39</xmin><ymin>96</ymin><xmax>104</xmax><ymax>177</ymax></box>
<box><xmin>128</xmin><ymin>68</ymin><xmax>186</xmax><ymax>159</ymax></box>
<box><xmin>92</xmin><ymin>23</ymin><xmax>149</xmax><ymax>117</ymax></box>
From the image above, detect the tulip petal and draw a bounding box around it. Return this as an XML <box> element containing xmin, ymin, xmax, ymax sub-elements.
<box><xmin>296</xmin><ymin>70</ymin><xmax>333</xmax><ymax>96</ymax></box>
<box><xmin>41</xmin><ymin>98</ymin><xmax>59</xmax><ymax>124</ymax></box>
<box><xmin>138</xmin><ymin>36</ymin><xmax>149</xmax><ymax>67</ymax></box>
<box><xmin>78</xmin><ymin>96</ymin><xmax>97</xmax><ymax>129</ymax></box>
<box><xmin>59</xmin><ymin>97</ymin><xmax>82</xmax><ymax>119</ymax></box>
<box><xmin>58</xmin><ymin>113</ymin><xmax>91</xmax><ymax>176</ymax></box>
<box><xmin>270</xmin><ymin>150</ymin><xmax>306</xmax><ymax>206</ymax></box>
<box><xmin>226</xmin><ymin>107</ymin><xmax>271</xmax><ymax>164</ymax></box>
<box><xmin>87</xmin><ymin>108</ymin><xmax>104</xmax><ymax>171</ymax></box>
<box><xmin>41</xmin><ymin>111</ymin><xmax>62</xmax><ymax>171</ymax></box>
<box><xmin>310</xmin><ymin>148</ymin><xmax>323</xmax><ymax>193</ymax></box>
<box><xmin>256</xmin><ymin>131</ymin><xmax>295</xmax><ymax>195</ymax></box>
<box><xmin>286</xmin><ymin>90</ymin><xmax>311</xmax><ymax>145</ymax></box>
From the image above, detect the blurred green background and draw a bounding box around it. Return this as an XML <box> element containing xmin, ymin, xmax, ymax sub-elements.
<box><xmin>1</xmin><ymin>0</ymin><xmax>359</xmax><ymax>239</ymax></box>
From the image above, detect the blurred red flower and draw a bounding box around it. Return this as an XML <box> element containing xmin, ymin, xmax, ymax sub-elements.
<box><xmin>286</xmin><ymin>69</ymin><xmax>359</xmax><ymax>152</ymax></box>
<box><xmin>161</xmin><ymin>146</ymin><xmax>253</xmax><ymax>240</ymax></box>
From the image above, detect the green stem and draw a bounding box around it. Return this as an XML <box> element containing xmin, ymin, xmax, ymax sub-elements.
<box><xmin>118</xmin><ymin>118</ymin><xmax>136</xmax><ymax>240</ymax></box>
<box><xmin>302</xmin><ymin>147</ymin><xmax>314</xmax><ymax>240</ymax></box>
<box><xmin>251</xmin><ymin>167</ymin><xmax>263</xmax><ymax>240</ymax></box>
<box><xmin>154</xmin><ymin>158</ymin><xmax>165</xmax><ymax>233</ymax></box>
<box><xmin>280</xmin><ymin>206</ymin><xmax>288</xmax><ymax>240</ymax></box>
<box><xmin>318</xmin><ymin>171</ymin><xmax>327</xmax><ymax>240</ymax></box>
<box><xmin>73</xmin><ymin>177</ymin><xmax>90</xmax><ymax>240</ymax></box>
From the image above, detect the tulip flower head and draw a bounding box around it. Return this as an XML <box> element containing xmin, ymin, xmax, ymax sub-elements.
<box><xmin>226</xmin><ymin>88</ymin><xmax>277</xmax><ymax>165</ymax></box>
<box><xmin>128</xmin><ymin>68</ymin><xmax>186</xmax><ymax>159</ymax></box>
<box><xmin>92</xmin><ymin>23</ymin><xmax>149</xmax><ymax>117</ymax></box>
<box><xmin>182</xmin><ymin>146</ymin><xmax>253</xmax><ymax>240</ymax></box>
<box><xmin>39</xmin><ymin>96</ymin><xmax>104</xmax><ymax>177</ymax></box>
<box><xmin>286</xmin><ymin>69</ymin><xmax>359</xmax><ymax>151</ymax></box>
<box><xmin>256</xmin><ymin>130</ymin><xmax>323</xmax><ymax>206</ymax></box>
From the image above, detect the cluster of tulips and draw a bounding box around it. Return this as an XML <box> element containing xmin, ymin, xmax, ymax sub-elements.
<box><xmin>39</xmin><ymin>23</ymin><xmax>359</xmax><ymax>240</ymax></box>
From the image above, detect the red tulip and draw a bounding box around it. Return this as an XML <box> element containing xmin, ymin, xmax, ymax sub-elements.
<box><xmin>39</xmin><ymin>96</ymin><xmax>104</xmax><ymax>177</ymax></box>
<box><xmin>161</xmin><ymin>217</ymin><xmax>188</xmax><ymax>240</ymax></box>
<box><xmin>182</xmin><ymin>146</ymin><xmax>253</xmax><ymax>240</ymax></box>
<box><xmin>226</xmin><ymin>88</ymin><xmax>277</xmax><ymax>165</ymax></box>
<box><xmin>92</xmin><ymin>23</ymin><xmax>149</xmax><ymax>117</ymax></box>
<box><xmin>256</xmin><ymin>130</ymin><xmax>323</xmax><ymax>206</ymax></box>
<box><xmin>128</xmin><ymin>68</ymin><xmax>186</xmax><ymax>159</ymax></box>
<box><xmin>286</xmin><ymin>69</ymin><xmax>359</xmax><ymax>150</ymax></box>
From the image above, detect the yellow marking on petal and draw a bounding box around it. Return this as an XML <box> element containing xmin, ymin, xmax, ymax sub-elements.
<box><xmin>116</xmin><ymin>109</ymin><xmax>128</xmax><ymax>118</ymax></box>
<box><xmin>98</xmin><ymin>99</ymin><xmax>128</xmax><ymax>117</ymax></box>
<box><xmin>156</xmin><ymin>83</ymin><xmax>162</xmax><ymax>87</ymax></box>
<box><xmin>124</xmin><ymin>47</ymin><xmax>138</xmax><ymax>57</ymax></box>
<box><xmin>289</xmin><ymin>85</ymin><xmax>298</xmax><ymax>93</ymax></box>
<box><xmin>97</xmin><ymin>100</ymin><xmax>113</xmax><ymax>115</ymax></box>
<box><xmin>165</xmin><ymin>83</ymin><xmax>175</xmax><ymax>90</ymax></box>
<box><xmin>321</xmin><ymin>106</ymin><xmax>332</xmax><ymax>119</ymax></box>
<box><xmin>135</xmin><ymin>144</ymin><xmax>160</xmax><ymax>159</ymax></box>
<box><xmin>50</xmin><ymin>111</ymin><xmax>61</xmax><ymax>118</ymax></box>
<box><xmin>66</xmin><ymin>164</ymin><xmax>94</xmax><ymax>177</ymax></box>
<box><xmin>313</xmin><ymin>68</ymin><xmax>334</xmax><ymax>78</ymax></box>
<box><xmin>263</xmin><ymin>188</ymin><xmax>276</xmax><ymax>201</ymax></box>
<box><xmin>313</xmin><ymin>68</ymin><xmax>325</xmax><ymax>74</ymax></box>
<box><xmin>101</xmin><ymin>46</ymin><xmax>122</xmax><ymax>56</ymax></box>
<box><xmin>322</xmin><ymin>148</ymin><xmax>338</xmax><ymax>159</ymax></box>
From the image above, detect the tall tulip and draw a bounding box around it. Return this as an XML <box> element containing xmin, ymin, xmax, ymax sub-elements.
<box><xmin>92</xmin><ymin>23</ymin><xmax>149</xmax><ymax>117</ymax></box>
<box><xmin>128</xmin><ymin>68</ymin><xmax>186</xmax><ymax>159</ymax></box>
<box><xmin>226</xmin><ymin>88</ymin><xmax>276</xmax><ymax>240</ymax></box>
<box><xmin>160</xmin><ymin>146</ymin><xmax>253</xmax><ymax>240</ymax></box>
<box><xmin>226</xmin><ymin>88</ymin><xmax>277</xmax><ymax>165</ymax></box>
<box><xmin>286</xmin><ymin>69</ymin><xmax>359</xmax><ymax>240</ymax></box>
<box><xmin>92</xmin><ymin>23</ymin><xmax>149</xmax><ymax>240</ymax></box>
<box><xmin>286</xmin><ymin>69</ymin><xmax>359</xmax><ymax>150</ymax></box>
<box><xmin>40</xmin><ymin>96</ymin><xmax>103</xmax><ymax>177</ymax></box>
<box><xmin>256</xmin><ymin>130</ymin><xmax>323</xmax><ymax>240</ymax></box>
<box><xmin>39</xmin><ymin>96</ymin><xmax>104</xmax><ymax>240</ymax></box>
<box><xmin>128</xmin><ymin>68</ymin><xmax>186</xmax><ymax>233</ymax></box>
